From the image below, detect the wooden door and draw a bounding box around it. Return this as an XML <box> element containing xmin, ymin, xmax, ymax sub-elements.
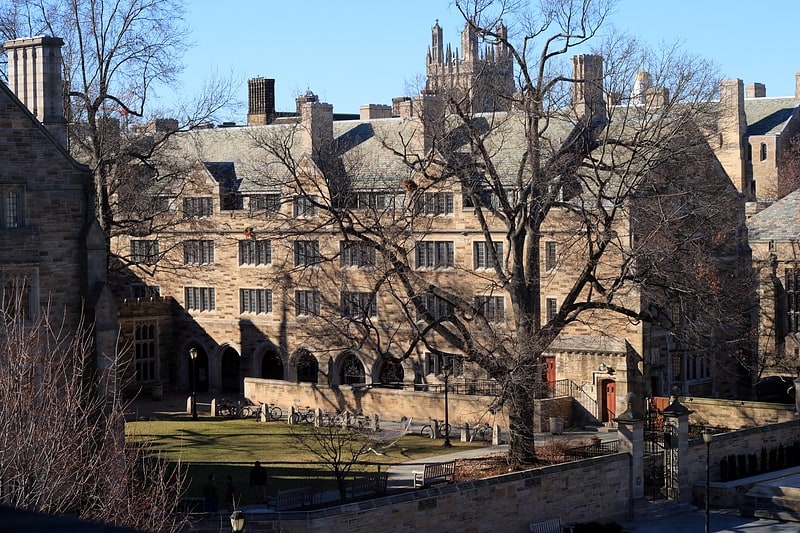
<box><xmin>602</xmin><ymin>380</ymin><xmax>616</xmax><ymax>422</ymax></box>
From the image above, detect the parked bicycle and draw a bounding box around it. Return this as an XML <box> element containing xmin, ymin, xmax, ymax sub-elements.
<box><xmin>291</xmin><ymin>405</ymin><xmax>315</xmax><ymax>424</ymax></box>
<box><xmin>470</xmin><ymin>422</ymin><xmax>492</xmax><ymax>443</ymax></box>
<box><xmin>420</xmin><ymin>421</ymin><xmax>451</xmax><ymax>439</ymax></box>
<box><xmin>240</xmin><ymin>403</ymin><xmax>282</xmax><ymax>421</ymax></box>
<box><xmin>216</xmin><ymin>398</ymin><xmax>239</xmax><ymax>419</ymax></box>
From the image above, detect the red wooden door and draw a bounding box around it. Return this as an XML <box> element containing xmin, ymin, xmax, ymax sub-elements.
<box><xmin>544</xmin><ymin>357</ymin><xmax>556</xmax><ymax>384</ymax></box>
<box><xmin>602</xmin><ymin>380</ymin><xmax>616</xmax><ymax>422</ymax></box>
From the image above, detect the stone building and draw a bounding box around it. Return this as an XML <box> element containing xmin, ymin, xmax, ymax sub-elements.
<box><xmin>110</xmin><ymin>43</ymin><xmax>749</xmax><ymax>422</ymax></box>
<box><xmin>1</xmin><ymin>36</ymin><xmax>117</xmax><ymax>386</ymax></box>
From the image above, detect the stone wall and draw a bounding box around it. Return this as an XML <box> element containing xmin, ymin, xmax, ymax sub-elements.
<box><xmin>199</xmin><ymin>454</ymin><xmax>631</xmax><ymax>532</ymax></box>
<box><xmin>244</xmin><ymin>378</ymin><xmax>502</xmax><ymax>427</ymax></box>
<box><xmin>680</xmin><ymin>396</ymin><xmax>796</xmax><ymax>428</ymax></box>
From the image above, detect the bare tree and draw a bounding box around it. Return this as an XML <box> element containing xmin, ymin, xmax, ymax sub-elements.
<box><xmin>289</xmin><ymin>423</ymin><xmax>388</xmax><ymax>501</ymax></box>
<box><xmin>0</xmin><ymin>0</ymin><xmax>237</xmax><ymax>274</ymax></box>
<box><xmin>0</xmin><ymin>303</ymin><xmax>187</xmax><ymax>531</ymax></box>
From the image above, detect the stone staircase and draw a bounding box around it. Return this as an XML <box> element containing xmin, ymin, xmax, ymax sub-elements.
<box><xmin>744</xmin><ymin>483</ymin><xmax>800</xmax><ymax>522</ymax></box>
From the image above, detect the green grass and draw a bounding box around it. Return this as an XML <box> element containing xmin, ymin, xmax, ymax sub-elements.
<box><xmin>127</xmin><ymin>414</ymin><xmax>485</xmax><ymax>503</ymax></box>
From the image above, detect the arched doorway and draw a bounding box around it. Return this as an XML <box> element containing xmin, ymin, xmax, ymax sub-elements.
<box><xmin>296</xmin><ymin>350</ymin><xmax>318</xmax><ymax>383</ymax></box>
<box><xmin>601</xmin><ymin>379</ymin><xmax>616</xmax><ymax>423</ymax></box>
<box><xmin>261</xmin><ymin>347</ymin><xmax>284</xmax><ymax>380</ymax></box>
<box><xmin>220</xmin><ymin>347</ymin><xmax>241</xmax><ymax>393</ymax></box>
<box><xmin>188</xmin><ymin>346</ymin><xmax>209</xmax><ymax>393</ymax></box>
<box><xmin>378</xmin><ymin>357</ymin><xmax>404</xmax><ymax>388</ymax></box>
<box><xmin>338</xmin><ymin>352</ymin><xmax>365</xmax><ymax>385</ymax></box>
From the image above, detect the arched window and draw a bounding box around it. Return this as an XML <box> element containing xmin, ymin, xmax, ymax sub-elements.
<box><xmin>261</xmin><ymin>348</ymin><xmax>284</xmax><ymax>380</ymax></box>
<box><xmin>378</xmin><ymin>357</ymin><xmax>404</xmax><ymax>387</ymax></box>
<box><xmin>760</xmin><ymin>143</ymin><xmax>767</xmax><ymax>161</ymax></box>
<box><xmin>339</xmin><ymin>353</ymin><xmax>365</xmax><ymax>385</ymax></box>
<box><xmin>296</xmin><ymin>350</ymin><xmax>318</xmax><ymax>383</ymax></box>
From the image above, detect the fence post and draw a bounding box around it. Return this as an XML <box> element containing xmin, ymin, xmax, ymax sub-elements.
<box><xmin>662</xmin><ymin>388</ymin><xmax>693</xmax><ymax>502</ymax></box>
<box><xmin>616</xmin><ymin>393</ymin><xmax>645</xmax><ymax>509</ymax></box>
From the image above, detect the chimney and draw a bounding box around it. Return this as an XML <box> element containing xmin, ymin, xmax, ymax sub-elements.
<box><xmin>795</xmin><ymin>71</ymin><xmax>800</xmax><ymax>101</ymax></box>
<box><xmin>645</xmin><ymin>87</ymin><xmax>670</xmax><ymax>108</ymax></box>
<box><xmin>360</xmin><ymin>104</ymin><xmax>392</xmax><ymax>120</ymax></box>
<box><xmin>393</xmin><ymin>97</ymin><xmax>412</xmax><ymax>118</ymax></box>
<box><xmin>571</xmin><ymin>54</ymin><xmax>606</xmax><ymax>124</ymax></box>
<box><xmin>247</xmin><ymin>77</ymin><xmax>276</xmax><ymax>126</ymax></box>
<box><xmin>300</xmin><ymin>100</ymin><xmax>333</xmax><ymax>162</ymax></box>
<box><xmin>718</xmin><ymin>78</ymin><xmax>748</xmax><ymax>194</ymax></box>
<box><xmin>746</xmin><ymin>82</ymin><xmax>766</xmax><ymax>98</ymax></box>
<box><xmin>411</xmin><ymin>91</ymin><xmax>444</xmax><ymax>154</ymax></box>
<box><xmin>4</xmin><ymin>36</ymin><xmax>67</xmax><ymax>146</ymax></box>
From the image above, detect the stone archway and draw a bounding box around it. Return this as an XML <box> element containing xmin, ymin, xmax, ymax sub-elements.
<box><xmin>296</xmin><ymin>350</ymin><xmax>318</xmax><ymax>383</ymax></box>
<box><xmin>338</xmin><ymin>352</ymin><xmax>365</xmax><ymax>386</ymax></box>
<box><xmin>377</xmin><ymin>356</ymin><xmax>404</xmax><ymax>388</ymax></box>
<box><xmin>220</xmin><ymin>346</ymin><xmax>241</xmax><ymax>393</ymax></box>
<box><xmin>261</xmin><ymin>347</ymin><xmax>284</xmax><ymax>380</ymax></box>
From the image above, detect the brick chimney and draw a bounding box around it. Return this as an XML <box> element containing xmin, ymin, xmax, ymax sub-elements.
<box><xmin>247</xmin><ymin>77</ymin><xmax>276</xmax><ymax>126</ymax></box>
<box><xmin>4</xmin><ymin>36</ymin><xmax>67</xmax><ymax>146</ymax></box>
<box><xmin>571</xmin><ymin>54</ymin><xmax>606</xmax><ymax>123</ymax></box>
<box><xmin>717</xmin><ymin>78</ymin><xmax>748</xmax><ymax>195</ymax></box>
<box><xmin>411</xmin><ymin>91</ymin><xmax>444</xmax><ymax>154</ymax></box>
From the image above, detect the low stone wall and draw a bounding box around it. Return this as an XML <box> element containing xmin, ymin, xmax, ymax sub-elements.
<box><xmin>197</xmin><ymin>454</ymin><xmax>631</xmax><ymax>532</ymax></box>
<box><xmin>680</xmin><ymin>396</ymin><xmax>795</xmax><ymax>429</ymax></box>
<box><xmin>244</xmin><ymin>378</ymin><xmax>502</xmax><ymax>427</ymax></box>
<box><xmin>687</xmin><ymin>420</ymin><xmax>800</xmax><ymax>507</ymax></box>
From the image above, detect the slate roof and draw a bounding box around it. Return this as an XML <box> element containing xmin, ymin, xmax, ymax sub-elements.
<box><xmin>748</xmin><ymin>188</ymin><xmax>800</xmax><ymax>241</ymax></box>
<box><xmin>744</xmin><ymin>97</ymin><xmax>799</xmax><ymax>136</ymax></box>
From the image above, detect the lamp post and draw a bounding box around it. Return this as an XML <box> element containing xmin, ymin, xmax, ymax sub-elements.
<box><xmin>703</xmin><ymin>428</ymin><xmax>714</xmax><ymax>533</ymax></box>
<box><xmin>189</xmin><ymin>347</ymin><xmax>198</xmax><ymax>420</ymax></box>
<box><xmin>438</xmin><ymin>364</ymin><xmax>453</xmax><ymax>448</ymax></box>
<box><xmin>230</xmin><ymin>509</ymin><xmax>245</xmax><ymax>532</ymax></box>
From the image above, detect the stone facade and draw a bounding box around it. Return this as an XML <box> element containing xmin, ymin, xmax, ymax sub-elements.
<box><xmin>0</xmin><ymin>37</ymin><xmax>116</xmax><ymax>382</ymax></box>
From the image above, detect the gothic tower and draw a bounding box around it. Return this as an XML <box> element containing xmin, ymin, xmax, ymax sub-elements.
<box><xmin>425</xmin><ymin>20</ymin><xmax>514</xmax><ymax>113</ymax></box>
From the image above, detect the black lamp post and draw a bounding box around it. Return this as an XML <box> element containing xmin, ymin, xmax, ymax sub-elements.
<box><xmin>189</xmin><ymin>347</ymin><xmax>198</xmax><ymax>420</ymax></box>
<box><xmin>438</xmin><ymin>365</ymin><xmax>453</xmax><ymax>448</ymax></box>
<box><xmin>230</xmin><ymin>509</ymin><xmax>245</xmax><ymax>532</ymax></box>
<box><xmin>703</xmin><ymin>428</ymin><xmax>714</xmax><ymax>533</ymax></box>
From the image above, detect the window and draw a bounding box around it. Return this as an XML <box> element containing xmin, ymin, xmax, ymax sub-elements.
<box><xmin>249</xmin><ymin>194</ymin><xmax>281</xmax><ymax>213</ymax></box>
<box><xmin>473</xmin><ymin>241</ymin><xmax>503</xmax><ymax>269</ymax></box>
<box><xmin>545</xmin><ymin>241</ymin><xmax>557</xmax><ymax>271</ymax></box>
<box><xmin>340</xmin><ymin>291</ymin><xmax>377</xmax><ymax>318</ymax></box>
<box><xmin>130</xmin><ymin>240</ymin><xmax>159</xmax><ymax>265</ymax></box>
<box><xmin>340</xmin><ymin>241</ymin><xmax>375</xmax><ymax>268</ymax></box>
<box><xmin>183</xmin><ymin>240</ymin><xmax>214</xmax><ymax>265</ymax></box>
<box><xmin>240</xmin><ymin>288</ymin><xmax>273</xmax><ymax>314</ymax></box>
<box><xmin>0</xmin><ymin>269</ymin><xmax>34</xmax><ymax>320</ymax></box>
<box><xmin>134</xmin><ymin>322</ymin><xmax>157</xmax><ymax>383</ymax></box>
<box><xmin>295</xmin><ymin>290</ymin><xmax>320</xmax><ymax>316</ymax></box>
<box><xmin>344</xmin><ymin>191</ymin><xmax>391</xmax><ymax>209</ymax></box>
<box><xmin>414</xmin><ymin>192</ymin><xmax>454</xmax><ymax>215</ymax></box>
<box><xmin>183</xmin><ymin>197</ymin><xmax>214</xmax><ymax>218</ymax></box>
<box><xmin>415</xmin><ymin>293</ymin><xmax>454</xmax><ymax>321</ymax></box>
<box><xmin>546</xmin><ymin>298</ymin><xmax>557</xmax><ymax>322</ymax></box>
<box><xmin>415</xmin><ymin>241</ymin><xmax>454</xmax><ymax>269</ymax></box>
<box><xmin>294</xmin><ymin>240</ymin><xmax>321</xmax><ymax>266</ymax></box>
<box><xmin>0</xmin><ymin>187</ymin><xmax>23</xmax><ymax>228</ymax></box>
<box><xmin>787</xmin><ymin>269</ymin><xmax>800</xmax><ymax>333</ymax></box>
<box><xmin>239</xmin><ymin>239</ymin><xmax>272</xmax><ymax>265</ymax></box>
<box><xmin>293</xmin><ymin>196</ymin><xmax>318</xmax><ymax>217</ymax></box>
<box><xmin>154</xmin><ymin>196</ymin><xmax>176</xmax><ymax>212</ymax></box>
<box><xmin>475</xmin><ymin>296</ymin><xmax>505</xmax><ymax>322</ymax></box>
<box><xmin>424</xmin><ymin>353</ymin><xmax>464</xmax><ymax>377</ymax></box>
<box><xmin>130</xmin><ymin>284</ymin><xmax>160</xmax><ymax>298</ymax></box>
<box><xmin>185</xmin><ymin>287</ymin><xmax>215</xmax><ymax>311</ymax></box>
<box><xmin>760</xmin><ymin>143</ymin><xmax>767</xmax><ymax>161</ymax></box>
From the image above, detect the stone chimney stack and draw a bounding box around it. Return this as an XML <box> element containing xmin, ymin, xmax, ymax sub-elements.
<box><xmin>247</xmin><ymin>77</ymin><xmax>276</xmax><ymax>126</ymax></box>
<box><xmin>411</xmin><ymin>91</ymin><xmax>444</xmax><ymax>154</ymax></box>
<box><xmin>300</xmin><ymin>99</ymin><xmax>333</xmax><ymax>162</ymax></box>
<box><xmin>746</xmin><ymin>82</ymin><xmax>766</xmax><ymax>98</ymax></box>
<box><xmin>572</xmin><ymin>54</ymin><xmax>606</xmax><ymax>123</ymax></box>
<box><xmin>717</xmin><ymin>78</ymin><xmax>748</xmax><ymax>195</ymax></box>
<box><xmin>4</xmin><ymin>36</ymin><xmax>67</xmax><ymax>147</ymax></box>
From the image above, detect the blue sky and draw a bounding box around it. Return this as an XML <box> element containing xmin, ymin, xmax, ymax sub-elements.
<box><xmin>172</xmin><ymin>0</ymin><xmax>799</xmax><ymax>123</ymax></box>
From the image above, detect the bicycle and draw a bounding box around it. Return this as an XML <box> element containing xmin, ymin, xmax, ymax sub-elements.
<box><xmin>265</xmin><ymin>404</ymin><xmax>282</xmax><ymax>421</ymax></box>
<box><xmin>420</xmin><ymin>422</ymin><xmax>451</xmax><ymax>439</ymax></box>
<box><xmin>217</xmin><ymin>398</ymin><xmax>239</xmax><ymax>419</ymax></box>
<box><xmin>291</xmin><ymin>406</ymin><xmax>315</xmax><ymax>424</ymax></box>
<box><xmin>470</xmin><ymin>422</ymin><xmax>492</xmax><ymax>443</ymax></box>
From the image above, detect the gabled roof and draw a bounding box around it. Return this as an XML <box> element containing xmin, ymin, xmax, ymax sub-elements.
<box><xmin>744</xmin><ymin>97</ymin><xmax>799</xmax><ymax>136</ymax></box>
<box><xmin>748</xmin><ymin>188</ymin><xmax>800</xmax><ymax>241</ymax></box>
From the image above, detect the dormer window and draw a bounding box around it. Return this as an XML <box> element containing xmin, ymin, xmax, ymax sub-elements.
<box><xmin>183</xmin><ymin>197</ymin><xmax>213</xmax><ymax>219</ymax></box>
<box><xmin>293</xmin><ymin>196</ymin><xmax>319</xmax><ymax>217</ymax></box>
<box><xmin>414</xmin><ymin>192</ymin><xmax>453</xmax><ymax>215</ymax></box>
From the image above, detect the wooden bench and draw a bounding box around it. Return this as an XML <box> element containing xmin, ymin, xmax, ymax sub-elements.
<box><xmin>346</xmin><ymin>472</ymin><xmax>388</xmax><ymax>499</ymax></box>
<box><xmin>412</xmin><ymin>460</ymin><xmax>456</xmax><ymax>488</ymax></box>
<box><xmin>274</xmin><ymin>486</ymin><xmax>315</xmax><ymax>511</ymax></box>
<box><xmin>529</xmin><ymin>518</ymin><xmax>573</xmax><ymax>533</ymax></box>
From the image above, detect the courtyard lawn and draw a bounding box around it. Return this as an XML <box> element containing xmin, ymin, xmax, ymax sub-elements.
<box><xmin>126</xmin><ymin>414</ymin><xmax>487</xmax><ymax>504</ymax></box>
